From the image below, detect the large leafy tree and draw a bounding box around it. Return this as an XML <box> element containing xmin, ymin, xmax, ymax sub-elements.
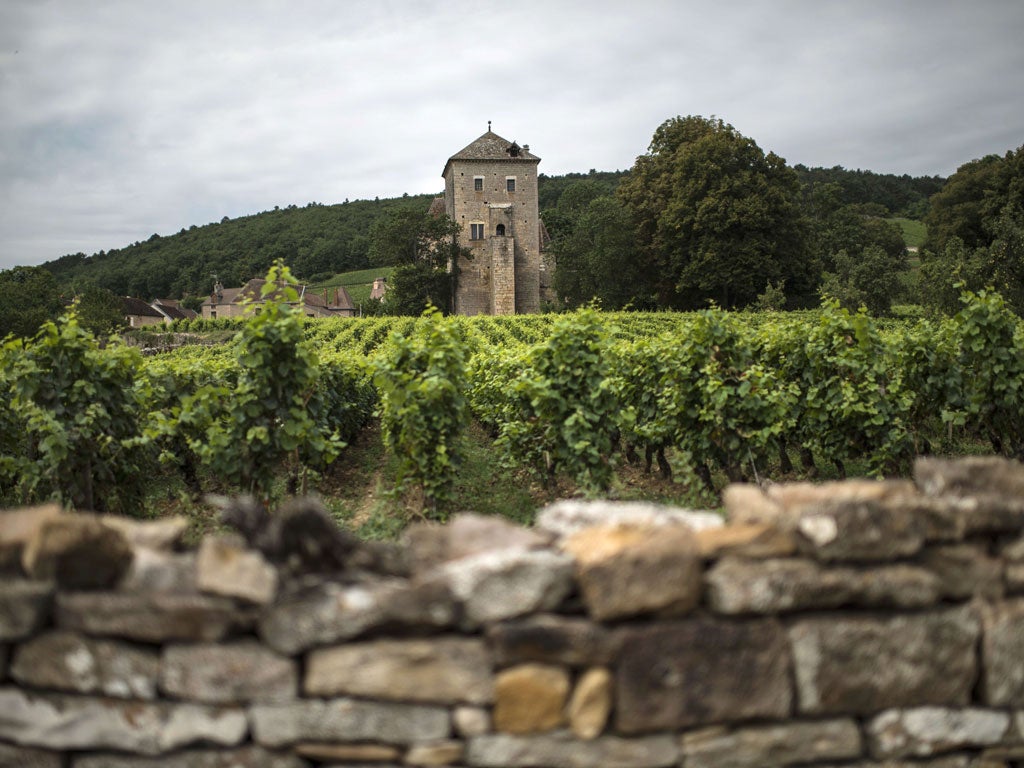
<box><xmin>920</xmin><ymin>145</ymin><xmax>1024</xmax><ymax>313</ymax></box>
<box><xmin>369</xmin><ymin>209</ymin><xmax>465</xmax><ymax>315</ymax></box>
<box><xmin>0</xmin><ymin>266</ymin><xmax>65</xmax><ymax>339</ymax></box>
<box><xmin>619</xmin><ymin>115</ymin><xmax>816</xmax><ymax>309</ymax></box>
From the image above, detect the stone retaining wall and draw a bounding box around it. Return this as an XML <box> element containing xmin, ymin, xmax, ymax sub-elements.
<box><xmin>3</xmin><ymin>456</ymin><xmax>1024</xmax><ymax>767</ymax></box>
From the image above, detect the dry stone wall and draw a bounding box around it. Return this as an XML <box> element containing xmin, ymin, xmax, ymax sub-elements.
<box><xmin>3</xmin><ymin>456</ymin><xmax>1024</xmax><ymax>767</ymax></box>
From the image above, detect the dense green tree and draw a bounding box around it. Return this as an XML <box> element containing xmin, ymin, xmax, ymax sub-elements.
<box><xmin>370</xmin><ymin>209</ymin><xmax>465</xmax><ymax>315</ymax></box>
<box><xmin>551</xmin><ymin>195</ymin><xmax>649</xmax><ymax>309</ymax></box>
<box><xmin>820</xmin><ymin>245</ymin><xmax>909</xmax><ymax>316</ymax></box>
<box><xmin>619</xmin><ymin>115</ymin><xmax>816</xmax><ymax>309</ymax></box>
<box><xmin>0</xmin><ymin>266</ymin><xmax>65</xmax><ymax>339</ymax></box>
<box><xmin>73</xmin><ymin>283</ymin><xmax>126</xmax><ymax>336</ymax></box>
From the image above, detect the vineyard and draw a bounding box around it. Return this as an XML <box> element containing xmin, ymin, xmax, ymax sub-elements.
<box><xmin>2</xmin><ymin>263</ymin><xmax>1023</xmax><ymax>529</ymax></box>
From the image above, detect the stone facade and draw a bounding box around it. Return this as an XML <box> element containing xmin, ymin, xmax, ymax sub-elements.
<box><xmin>5</xmin><ymin>456</ymin><xmax>1024</xmax><ymax>766</ymax></box>
<box><xmin>443</xmin><ymin>130</ymin><xmax>543</xmax><ymax>315</ymax></box>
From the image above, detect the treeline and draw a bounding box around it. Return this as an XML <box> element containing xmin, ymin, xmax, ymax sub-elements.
<box><xmin>35</xmin><ymin>157</ymin><xmax>940</xmax><ymax>304</ymax></box>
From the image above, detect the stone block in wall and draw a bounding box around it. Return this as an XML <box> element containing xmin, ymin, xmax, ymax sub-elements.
<box><xmin>72</xmin><ymin>746</ymin><xmax>308</xmax><ymax>768</ymax></box>
<box><xmin>487</xmin><ymin>614</ymin><xmax>617</xmax><ymax>667</ymax></box>
<box><xmin>99</xmin><ymin>515</ymin><xmax>188</xmax><ymax>551</ymax></box>
<box><xmin>454</xmin><ymin>705</ymin><xmax>492</xmax><ymax>737</ymax></box>
<box><xmin>567</xmin><ymin>667</ymin><xmax>612</xmax><ymax>739</ymax></box>
<box><xmin>815</xmin><ymin>758</ymin><xmax>970</xmax><ymax>768</ymax></box>
<box><xmin>294</xmin><ymin>742</ymin><xmax>400</xmax><ymax>763</ymax></box>
<box><xmin>615</xmin><ymin>618</ymin><xmax>791</xmax><ymax>733</ymax></box>
<box><xmin>0</xmin><ymin>688</ymin><xmax>246</xmax><ymax>755</ymax></box>
<box><xmin>920</xmin><ymin>544</ymin><xmax>1004</xmax><ymax>600</ymax></box>
<box><xmin>536</xmin><ymin>499</ymin><xmax>722</xmax><ymax>541</ymax></box>
<box><xmin>727</xmin><ymin>479</ymin><xmax>915</xmax><ymax>526</ymax></box>
<box><xmin>442</xmin><ymin>548</ymin><xmax>573</xmax><ymax>627</ymax></box>
<box><xmin>0</xmin><ymin>504</ymin><xmax>62</xmax><ymax>573</ymax></box>
<box><xmin>161</xmin><ymin>640</ymin><xmax>297</xmax><ymax>704</ymax></box>
<box><xmin>405</xmin><ymin>740</ymin><xmax>464</xmax><ymax>766</ymax></box>
<box><xmin>789</xmin><ymin>607</ymin><xmax>979</xmax><ymax>715</ymax></box>
<box><xmin>402</xmin><ymin>512</ymin><xmax>551</xmax><ymax>575</ymax></box>
<box><xmin>981</xmin><ymin>599</ymin><xmax>1024</xmax><ymax>706</ymax></box>
<box><xmin>57</xmin><ymin>591</ymin><xmax>253</xmax><ymax>642</ymax></box>
<box><xmin>915</xmin><ymin>456</ymin><xmax>1024</xmax><ymax>498</ymax></box>
<box><xmin>562</xmin><ymin>523</ymin><xmax>701</xmax><ymax>620</ymax></box>
<box><xmin>794</xmin><ymin>497</ymin><xmax>925</xmax><ymax>561</ymax></box>
<box><xmin>196</xmin><ymin>534</ymin><xmax>278</xmax><ymax>605</ymax></box>
<box><xmin>22</xmin><ymin>514</ymin><xmax>134</xmax><ymax>589</ymax></box>
<box><xmin>706</xmin><ymin>557</ymin><xmax>941</xmax><ymax>614</ymax></box>
<box><xmin>680</xmin><ymin>718</ymin><xmax>862</xmax><ymax>768</ymax></box>
<box><xmin>0</xmin><ymin>742</ymin><xmax>62</xmax><ymax>768</ymax></box>
<box><xmin>258</xmin><ymin>577</ymin><xmax>457</xmax><ymax>655</ymax></box>
<box><xmin>305</xmin><ymin>636</ymin><xmax>493</xmax><ymax>704</ymax></box>
<box><xmin>867</xmin><ymin>707</ymin><xmax>1012</xmax><ymax>759</ymax></box>
<box><xmin>10</xmin><ymin>630</ymin><xmax>159</xmax><ymax>699</ymax></box>
<box><xmin>0</xmin><ymin>579</ymin><xmax>52</xmax><ymax>641</ymax></box>
<box><xmin>119</xmin><ymin>549</ymin><xmax>197</xmax><ymax>593</ymax></box>
<box><xmin>493</xmin><ymin>664</ymin><xmax>570</xmax><ymax>734</ymax></box>
<box><xmin>693</xmin><ymin>522</ymin><xmax>797</xmax><ymax>559</ymax></box>
<box><xmin>465</xmin><ymin>732</ymin><xmax>678</xmax><ymax>768</ymax></box>
<box><xmin>249</xmin><ymin>697</ymin><xmax>449</xmax><ymax>747</ymax></box>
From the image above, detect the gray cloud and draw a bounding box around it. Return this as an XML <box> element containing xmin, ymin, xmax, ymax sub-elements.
<box><xmin>1</xmin><ymin>0</ymin><xmax>1023</xmax><ymax>270</ymax></box>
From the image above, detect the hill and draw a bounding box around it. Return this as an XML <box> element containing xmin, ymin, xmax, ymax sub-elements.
<box><xmin>38</xmin><ymin>167</ymin><xmax>943</xmax><ymax>302</ymax></box>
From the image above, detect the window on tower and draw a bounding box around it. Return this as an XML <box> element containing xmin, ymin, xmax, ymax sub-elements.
<box><xmin>474</xmin><ymin>177</ymin><xmax>484</xmax><ymax>191</ymax></box>
<box><xmin>470</xmin><ymin>223</ymin><xmax>484</xmax><ymax>240</ymax></box>
<box><xmin>506</xmin><ymin>177</ymin><xmax>516</xmax><ymax>192</ymax></box>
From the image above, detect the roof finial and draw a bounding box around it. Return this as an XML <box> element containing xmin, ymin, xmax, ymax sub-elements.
<box><xmin>487</xmin><ymin>120</ymin><xmax>492</xmax><ymax>132</ymax></box>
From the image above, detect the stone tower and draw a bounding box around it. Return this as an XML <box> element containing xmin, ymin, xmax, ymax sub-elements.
<box><xmin>442</xmin><ymin>128</ymin><xmax>542</xmax><ymax>315</ymax></box>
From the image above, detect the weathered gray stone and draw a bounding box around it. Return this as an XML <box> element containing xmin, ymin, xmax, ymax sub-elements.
<box><xmin>707</xmin><ymin>557</ymin><xmax>941</xmax><ymax>614</ymax></box>
<box><xmin>815</xmin><ymin>759</ymin><xmax>970</xmax><ymax>768</ymax></box>
<box><xmin>466</xmin><ymin>732</ymin><xmax>678</xmax><ymax>768</ymax></box>
<box><xmin>11</xmin><ymin>630</ymin><xmax>159</xmax><ymax>699</ymax></box>
<box><xmin>537</xmin><ymin>499</ymin><xmax>722</xmax><ymax>540</ymax></box>
<box><xmin>442</xmin><ymin>548</ymin><xmax>573</xmax><ymax>627</ymax></box>
<box><xmin>615</xmin><ymin>618</ymin><xmax>791</xmax><ymax>733</ymax></box>
<box><xmin>795</xmin><ymin>498</ymin><xmax>925</xmax><ymax>561</ymax></box>
<box><xmin>259</xmin><ymin>577</ymin><xmax>456</xmax><ymax>655</ymax></box>
<box><xmin>294</xmin><ymin>742</ymin><xmax>400</xmax><ymax>762</ymax></box>
<box><xmin>57</xmin><ymin>591</ymin><xmax>253</xmax><ymax>642</ymax></box>
<box><xmin>681</xmin><ymin>719</ymin><xmax>862</xmax><ymax>768</ymax></box>
<box><xmin>493</xmin><ymin>663</ymin><xmax>569</xmax><ymax>734</ymax></box>
<box><xmin>22</xmin><ymin>514</ymin><xmax>134</xmax><ymax>589</ymax></box>
<box><xmin>487</xmin><ymin>613</ymin><xmax>617</xmax><ymax>667</ymax></box>
<box><xmin>790</xmin><ymin>608</ymin><xmax>979</xmax><ymax>715</ymax></box>
<box><xmin>0</xmin><ymin>579</ymin><xmax>52</xmax><ymax>641</ymax></box>
<box><xmin>0</xmin><ymin>687</ymin><xmax>246</xmax><ymax>754</ymax></box>
<box><xmin>981</xmin><ymin>599</ymin><xmax>1024</xmax><ymax>706</ymax></box>
<box><xmin>73</xmin><ymin>747</ymin><xmax>307</xmax><ymax>768</ymax></box>
<box><xmin>562</xmin><ymin>523</ymin><xmax>701</xmax><ymax>620</ymax></box>
<box><xmin>732</xmin><ymin>479</ymin><xmax>915</xmax><ymax>527</ymax></box>
<box><xmin>119</xmin><ymin>549</ymin><xmax>197</xmax><ymax>593</ymax></box>
<box><xmin>250</xmin><ymin>697</ymin><xmax>449</xmax><ymax>746</ymax></box>
<box><xmin>920</xmin><ymin>544</ymin><xmax>1003</xmax><ymax>600</ymax></box>
<box><xmin>403</xmin><ymin>512</ymin><xmax>551</xmax><ymax>575</ymax></box>
<box><xmin>0</xmin><ymin>504</ymin><xmax>62</xmax><ymax>573</ymax></box>
<box><xmin>915</xmin><ymin>455</ymin><xmax>1024</xmax><ymax>497</ymax></box>
<box><xmin>305</xmin><ymin>636</ymin><xmax>492</xmax><ymax>704</ymax></box>
<box><xmin>0</xmin><ymin>742</ymin><xmax>62</xmax><ymax>768</ymax></box>
<box><xmin>161</xmin><ymin>640</ymin><xmax>297</xmax><ymax>703</ymax></box>
<box><xmin>868</xmin><ymin>707</ymin><xmax>1010</xmax><ymax>758</ymax></box>
<box><xmin>196</xmin><ymin>534</ymin><xmax>278</xmax><ymax>605</ymax></box>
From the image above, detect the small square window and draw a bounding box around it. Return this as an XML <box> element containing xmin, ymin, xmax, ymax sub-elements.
<box><xmin>506</xmin><ymin>177</ymin><xmax>516</xmax><ymax>192</ymax></box>
<box><xmin>470</xmin><ymin>223</ymin><xmax>484</xmax><ymax>240</ymax></box>
<box><xmin>474</xmin><ymin>177</ymin><xmax>484</xmax><ymax>191</ymax></box>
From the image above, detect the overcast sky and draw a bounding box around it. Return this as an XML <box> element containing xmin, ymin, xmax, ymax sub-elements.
<box><xmin>1</xmin><ymin>0</ymin><xmax>1023</xmax><ymax>271</ymax></box>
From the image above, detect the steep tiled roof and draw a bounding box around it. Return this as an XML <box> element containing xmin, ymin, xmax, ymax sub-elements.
<box><xmin>122</xmin><ymin>297</ymin><xmax>163</xmax><ymax>318</ymax></box>
<box><xmin>427</xmin><ymin>196</ymin><xmax>446</xmax><ymax>217</ymax></box>
<box><xmin>443</xmin><ymin>131</ymin><xmax>540</xmax><ymax>176</ymax></box>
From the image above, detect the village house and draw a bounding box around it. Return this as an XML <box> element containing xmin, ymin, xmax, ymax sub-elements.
<box><xmin>440</xmin><ymin>126</ymin><xmax>553</xmax><ymax>315</ymax></box>
<box><xmin>200</xmin><ymin>278</ymin><xmax>356</xmax><ymax>319</ymax></box>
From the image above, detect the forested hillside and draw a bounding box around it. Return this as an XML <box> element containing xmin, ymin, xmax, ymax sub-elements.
<box><xmin>38</xmin><ymin>165</ymin><xmax>941</xmax><ymax>304</ymax></box>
